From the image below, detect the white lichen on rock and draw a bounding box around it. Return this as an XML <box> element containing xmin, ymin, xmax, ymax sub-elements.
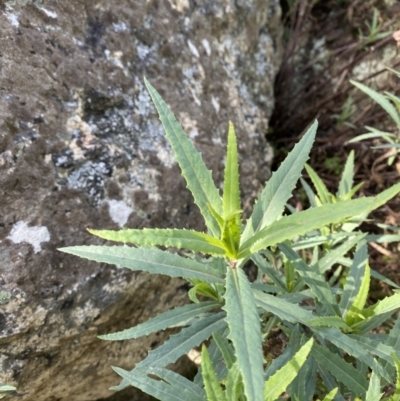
<box><xmin>7</xmin><ymin>221</ymin><xmax>50</xmax><ymax>253</ymax></box>
<box><xmin>105</xmin><ymin>199</ymin><xmax>133</xmax><ymax>227</ymax></box>
<box><xmin>4</xmin><ymin>12</ymin><xmax>19</xmax><ymax>27</ymax></box>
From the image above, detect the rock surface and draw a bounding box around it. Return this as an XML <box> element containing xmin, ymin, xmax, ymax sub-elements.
<box><xmin>0</xmin><ymin>0</ymin><xmax>282</xmax><ymax>400</ymax></box>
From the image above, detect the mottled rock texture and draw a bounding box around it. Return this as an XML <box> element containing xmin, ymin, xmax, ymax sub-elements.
<box><xmin>0</xmin><ymin>0</ymin><xmax>282</xmax><ymax>400</ymax></box>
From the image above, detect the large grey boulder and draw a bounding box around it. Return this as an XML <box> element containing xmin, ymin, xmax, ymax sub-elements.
<box><xmin>0</xmin><ymin>1</ymin><xmax>282</xmax><ymax>400</ymax></box>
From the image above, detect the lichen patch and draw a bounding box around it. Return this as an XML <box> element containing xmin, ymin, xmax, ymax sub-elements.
<box><xmin>7</xmin><ymin>221</ymin><xmax>50</xmax><ymax>253</ymax></box>
<box><xmin>4</xmin><ymin>12</ymin><xmax>19</xmax><ymax>27</ymax></box>
<box><xmin>105</xmin><ymin>199</ymin><xmax>133</xmax><ymax>227</ymax></box>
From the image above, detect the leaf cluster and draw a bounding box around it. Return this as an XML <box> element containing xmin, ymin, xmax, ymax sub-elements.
<box><xmin>357</xmin><ymin>8</ymin><xmax>393</xmax><ymax>49</ymax></box>
<box><xmin>60</xmin><ymin>79</ymin><xmax>400</xmax><ymax>400</ymax></box>
<box><xmin>350</xmin><ymin>67</ymin><xmax>400</xmax><ymax>166</ymax></box>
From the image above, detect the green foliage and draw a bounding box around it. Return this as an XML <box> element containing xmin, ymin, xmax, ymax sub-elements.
<box><xmin>223</xmin><ymin>267</ymin><xmax>264</xmax><ymax>401</ymax></box>
<box><xmin>332</xmin><ymin>95</ymin><xmax>356</xmax><ymax>129</ymax></box>
<box><xmin>201</xmin><ymin>345</ymin><xmax>227</xmax><ymax>401</ymax></box>
<box><xmin>300</xmin><ymin>150</ymin><xmax>400</xmax><ymax>248</ymax></box>
<box><xmin>350</xmin><ymin>68</ymin><xmax>400</xmax><ymax>165</ymax></box>
<box><xmin>60</xmin><ymin>79</ymin><xmax>400</xmax><ymax>400</ymax></box>
<box><xmin>357</xmin><ymin>8</ymin><xmax>393</xmax><ymax>49</ymax></box>
<box><xmin>0</xmin><ymin>384</ymin><xmax>16</xmax><ymax>399</ymax></box>
<box><xmin>264</xmin><ymin>339</ymin><xmax>313</xmax><ymax>401</ymax></box>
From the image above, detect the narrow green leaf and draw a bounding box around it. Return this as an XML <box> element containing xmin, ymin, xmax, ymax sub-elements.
<box><xmin>371</xmin><ymin>268</ymin><xmax>400</xmax><ymax>289</ymax></box>
<box><xmin>381</xmin><ymin>317</ymin><xmax>400</xmax><ymax>378</ymax></box>
<box><xmin>305</xmin><ymin>164</ymin><xmax>332</xmax><ymax>204</ymax></box>
<box><xmin>220</xmin><ymin>122</ymin><xmax>241</xmax><ymax>256</ymax></box>
<box><xmin>356</xmin><ymin>311</ymin><xmax>395</xmax><ymax>335</ymax></box>
<box><xmin>112</xmin><ymin>366</ymin><xmax>206</xmax><ymax>401</ymax></box>
<box><xmin>311</xmin><ymin>343</ymin><xmax>368</xmax><ymax>397</ymax></box>
<box><xmin>340</xmin><ymin>241</ymin><xmax>368</xmax><ymax>316</ymax></box>
<box><xmin>242</xmin><ymin>120</ymin><xmax>317</xmax><ymax>241</ymax></box>
<box><xmin>363</xmin><ymin>125</ymin><xmax>396</xmax><ymax>137</ymax></box>
<box><xmin>375</xmin><ymin>223</ymin><xmax>400</xmax><ymax>232</ymax></box>
<box><xmin>264</xmin><ymin>338</ymin><xmax>314</xmax><ymax>401</ymax></box>
<box><xmin>98</xmin><ymin>301</ymin><xmax>220</xmax><ymax>341</ymax></box>
<box><xmin>347</xmin><ymin>335</ymin><xmax>396</xmax><ymax>366</ymax></box>
<box><xmin>225</xmin><ymin>362</ymin><xmax>243</xmax><ymax>401</ymax></box>
<box><xmin>207</xmin><ymin>203</ymin><xmax>225</xmax><ymax>231</ymax></box>
<box><xmin>147</xmin><ymin>366</ymin><xmax>206</xmax><ymax>397</ymax></box>
<box><xmin>0</xmin><ymin>386</ymin><xmax>15</xmax><ymax>392</ymax></box>
<box><xmin>144</xmin><ymin>78</ymin><xmax>222</xmax><ymax>237</ymax></box>
<box><xmin>315</xmin><ymin>234</ymin><xmax>366</xmax><ymax>274</ymax></box>
<box><xmin>363</xmin><ymin>293</ymin><xmax>400</xmax><ymax>319</ymax></box>
<box><xmin>251</xmin><ymin>283</ymin><xmax>280</xmax><ymax>294</ymax></box>
<box><xmin>392</xmin><ymin>353</ymin><xmax>400</xmax><ymax>399</ymax></box>
<box><xmin>253</xmin><ymin>290</ymin><xmax>314</xmax><ymax>325</ymax></box>
<box><xmin>201</xmin><ymin>345</ymin><xmax>227</xmax><ymax>401</ymax></box>
<box><xmin>314</xmin><ymin>327</ymin><xmax>391</xmax><ymax>382</ymax></box>
<box><xmin>212</xmin><ymin>332</ymin><xmax>236</xmax><ymax>369</ymax></box>
<box><xmin>288</xmin><ymin>355</ymin><xmax>317</xmax><ymax>401</ymax></box>
<box><xmin>337</xmin><ymin>150</ymin><xmax>354</xmax><ymax>198</ymax></box>
<box><xmin>386</xmin><ymin>66</ymin><xmax>400</xmax><ymax>79</ymax></box>
<box><xmin>345</xmin><ymin>263</ymin><xmax>370</xmax><ymax>326</ymax></box>
<box><xmin>223</xmin><ymin>122</ymin><xmax>241</xmax><ymax>220</ymax></box>
<box><xmin>136</xmin><ymin>312</ymin><xmax>226</xmax><ymax>370</ymax></box>
<box><xmin>355</xmin><ymin>357</ymin><xmax>370</xmax><ymax>385</ymax></box>
<box><xmin>322</xmin><ymin>387</ymin><xmax>339</xmax><ymax>401</ymax></box>
<box><xmin>329</xmin><ymin>265</ymin><xmax>343</xmax><ymax>286</ymax></box>
<box><xmin>350</xmin><ymin>80</ymin><xmax>400</xmax><ymax>129</ymax></box>
<box><xmin>342</xmin><ymin>181</ymin><xmax>364</xmax><ymax>201</ymax></box>
<box><xmin>188</xmin><ymin>283</ymin><xmax>219</xmax><ymax>303</ymax></box>
<box><xmin>0</xmin><ymin>384</ymin><xmax>16</xmax><ymax>400</ymax></box>
<box><xmin>223</xmin><ymin>267</ymin><xmax>264</xmax><ymax>401</ymax></box>
<box><xmin>372</xmin><ymin>143</ymin><xmax>400</xmax><ymax>149</ymax></box>
<box><xmin>252</xmin><ymin>254</ymin><xmax>286</xmax><ymax>291</ymax></box>
<box><xmin>209</xmin><ymin>331</ymin><xmax>231</xmax><ymax>379</ymax></box>
<box><xmin>238</xmin><ymin>181</ymin><xmax>400</xmax><ymax>258</ymax></box>
<box><xmin>279</xmin><ymin>242</ymin><xmax>339</xmax><ymax>316</ymax></box>
<box><xmin>311</xmin><ymin>245</ymin><xmax>319</xmax><ymax>265</ymax></box>
<box><xmin>59</xmin><ymin>245</ymin><xmax>224</xmax><ymax>284</ymax></box>
<box><xmin>112</xmin><ymin>312</ymin><xmax>227</xmax><ymax>391</ymax></box>
<box><xmin>308</xmin><ymin>316</ymin><xmax>352</xmax><ymax>332</ymax></box>
<box><xmin>349</xmin><ymin>131</ymin><xmax>397</xmax><ymax>143</ymax></box>
<box><xmin>365</xmin><ymin>370</ymin><xmax>384</xmax><ymax>401</ymax></box>
<box><xmin>282</xmin><ymin>290</ymin><xmax>314</xmax><ymax>304</ymax></box>
<box><xmin>194</xmin><ymin>330</ymin><xmax>229</xmax><ymax>387</ymax></box>
<box><xmin>300</xmin><ymin>177</ymin><xmax>318</xmax><ymax>207</ymax></box>
<box><xmin>88</xmin><ymin>228</ymin><xmax>228</xmax><ymax>256</ymax></box>
<box><xmin>367</xmin><ymin>234</ymin><xmax>400</xmax><ymax>243</ymax></box>
<box><xmin>385</xmin><ymin>92</ymin><xmax>400</xmax><ymax>109</ymax></box>
<box><xmin>221</xmin><ymin>211</ymin><xmax>242</xmax><ymax>257</ymax></box>
<box><xmin>292</xmin><ymin>232</ymin><xmax>352</xmax><ymax>251</ymax></box>
<box><xmin>318</xmin><ymin>365</ymin><xmax>346</xmax><ymax>401</ymax></box>
<box><xmin>284</xmin><ymin>258</ymin><xmax>296</xmax><ymax>292</ymax></box>
<box><xmin>265</xmin><ymin>325</ymin><xmax>302</xmax><ymax>381</ymax></box>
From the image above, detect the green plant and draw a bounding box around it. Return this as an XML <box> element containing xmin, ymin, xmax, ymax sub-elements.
<box><xmin>0</xmin><ymin>384</ymin><xmax>16</xmax><ymax>399</ymax></box>
<box><xmin>357</xmin><ymin>8</ymin><xmax>393</xmax><ymax>49</ymax></box>
<box><xmin>60</xmin><ymin>79</ymin><xmax>400</xmax><ymax>400</ymax></box>
<box><xmin>322</xmin><ymin>156</ymin><xmax>343</xmax><ymax>176</ymax></box>
<box><xmin>332</xmin><ymin>95</ymin><xmax>356</xmax><ymax>129</ymax></box>
<box><xmin>350</xmin><ymin>69</ymin><xmax>400</xmax><ymax>165</ymax></box>
<box><xmin>296</xmin><ymin>150</ymin><xmax>400</xmax><ymax>288</ymax></box>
